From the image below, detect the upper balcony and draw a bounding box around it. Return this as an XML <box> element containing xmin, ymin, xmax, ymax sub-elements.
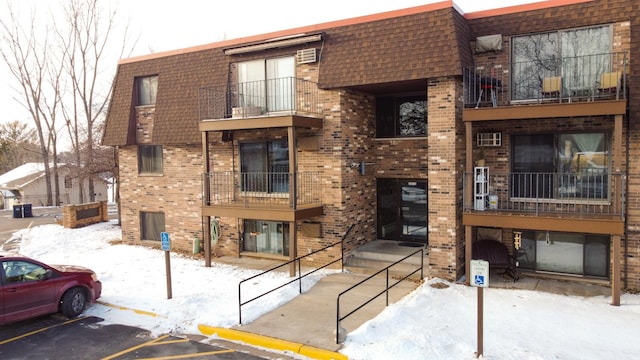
<box><xmin>463</xmin><ymin>52</ymin><xmax>628</xmax><ymax>121</ymax></box>
<box><xmin>198</xmin><ymin>77</ymin><xmax>323</xmax><ymax>132</ymax></box>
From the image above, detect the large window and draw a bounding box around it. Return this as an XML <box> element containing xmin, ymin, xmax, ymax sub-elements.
<box><xmin>242</xmin><ymin>220</ymin><xmax>289</xmax><ymax>256</ymax></box>
<box><xmin>138</xmin><ymin>145</ymin><xmax>163</xmax><ymax>174</ymax></box>
<box><xmin>237</xmin><ymin>57</ymin><xmax>295</xmax><ymax>112</ymax></box>
<box><xmin>516</xmin><ymin>231</ymin><xmax>609</xmax><ymax>278</ymax></box>
<box><xmin>240</xmin><ymin>140</ymin><xmax>289</xmax><ymax>193</ymax></box>
<box><xmin>376</xmin><ymin>95</ymin><xmax>427</xmax><ymax>138</ymax></box>
<box><xmin>136</xmin><ymin>75</ymin><xmax>158</xmax><ymax>106</ymax></box>
<box><xmin>512</xmin><ymin>133</ymin><xmax>609</xmax><ymax>199</ymax></box>
<box><xmin>140</xmin><ymin>211</ymin><xmax>165</xmax><ymax>241</ymax></box>
<box><xmin>511</xmin><ymin>25</ymin><xmax>612</xmax><ymax>100</ymax></box>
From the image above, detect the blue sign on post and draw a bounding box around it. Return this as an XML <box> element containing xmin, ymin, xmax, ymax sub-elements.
<box><xmin>161</xmin><ymin>232</ymin><xmax>170</xmax><ymax>251</ymax></box>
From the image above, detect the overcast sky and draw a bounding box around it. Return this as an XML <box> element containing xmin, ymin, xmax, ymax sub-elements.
<box><xmin>1</xmin><ymin>0</ymin><xmax>545</xmax><ymax>126</ymax></box>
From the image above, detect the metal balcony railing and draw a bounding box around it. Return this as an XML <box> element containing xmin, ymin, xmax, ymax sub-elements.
<box><xmin>202</xmin><ymin>171</ymin><xmax>322</xmax><ymax>209</ymax></box>
<box><xmin>464</xmin><ymin>172</ymin><xmax>625</xmax><ymax>218</ymax></box>
<box><xmin>198</xmin><ymin>77</ymin><xmax>322</xmax><ymax>120</ymax></box>
<box><xmin>463</xmin><ymin>52</ymin><xmax>627</xmax><ymax>108</ymax></box>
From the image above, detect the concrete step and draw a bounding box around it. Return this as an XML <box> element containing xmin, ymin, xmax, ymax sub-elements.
<box><xmin>344</xmin><ymin>256</ymin><xmax>425</xmax><ymax>280</ymax></box>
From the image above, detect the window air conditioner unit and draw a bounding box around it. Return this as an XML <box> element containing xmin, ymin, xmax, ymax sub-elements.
<box><xmin>296</xmin><ymin>48</ymin><xmax>317</xmax><ymax>64</ymax></box>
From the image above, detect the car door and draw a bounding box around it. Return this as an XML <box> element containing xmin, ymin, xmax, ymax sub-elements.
<box><xmin>2</xmin><ymin>260</ymin><xmax>57</xmax><ymax>323</ymax></box>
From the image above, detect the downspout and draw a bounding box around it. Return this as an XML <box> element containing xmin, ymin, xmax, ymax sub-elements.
<box><xmin>624</xmin><ymin>109</ymin><xmax>630</xmax><ymax>289</ymax></box>
<box><xmin>202</xmin><ymin>131</ymin><xmax>211</xmax><ymax>267</ymax></box>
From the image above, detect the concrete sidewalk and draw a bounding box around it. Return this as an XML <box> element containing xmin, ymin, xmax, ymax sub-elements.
<box><xmin>199</xmin><ymin>271</ymin><xmax>420</xmax><ymax>359</ymax></box>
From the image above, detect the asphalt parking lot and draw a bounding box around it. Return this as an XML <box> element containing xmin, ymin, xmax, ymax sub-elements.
<box><xmin>1</xmin><ymin>206</ymin><xmax>291</xmax><ymax>360</ymax></box>
<box><xmin>0</xmin><ymin>315</ymin><xmax>268</xmax><ymax>359</ymax></box>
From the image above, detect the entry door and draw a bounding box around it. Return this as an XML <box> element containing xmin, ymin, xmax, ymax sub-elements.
<box><xmin>376</xmin><ymin>179</ymin><xmax>428</xmax><ymax>243</ymax></box>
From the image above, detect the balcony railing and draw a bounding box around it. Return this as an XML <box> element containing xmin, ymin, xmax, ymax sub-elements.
<box><xmin>198</xmin><ymin>77</ymin><xmax>322</xmax><ymax>120</ymax></box>
<box><xmin>463</xmin><ymin>52</ymin><xmax>627</xmax><ymax>108</ymax></box>
<box><xmin>464</xmin><ymin>172</ymin><xmax>625</xmax><ymax>218</ymax></box>
<box><xmin>202</xmin><ymin>171</ymin><xmax>322</xmax><ymax>208</ymax></box>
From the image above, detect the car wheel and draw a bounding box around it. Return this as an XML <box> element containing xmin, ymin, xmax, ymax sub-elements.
<box><xmin>60</xmin><ymin>288</ymin><xmax>86</xmax><ymax>318</ymax></box>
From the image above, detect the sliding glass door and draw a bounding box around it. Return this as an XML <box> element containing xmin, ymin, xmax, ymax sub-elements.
<box><xmin>516</xmin><ymin>231</ymin><xmax>609</xmax><ymax>278</ymax></box>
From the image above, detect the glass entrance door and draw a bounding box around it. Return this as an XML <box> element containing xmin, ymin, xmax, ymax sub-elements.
<box><xmin>377</xmin><ymin>179</ymin><xmax>428</xmax><ymax>243</ymax></box>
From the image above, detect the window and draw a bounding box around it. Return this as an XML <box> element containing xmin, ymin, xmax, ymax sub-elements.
<box><xmin>138</xmin><ymin>145</ymin><xmax>163</xmax><ymax>174</ymax></box>
<box><xmin>237</xmin><ymin>57</ymin><xmax>295</xmax><ymax>112</ymax></box>
<box><xmin>511</xmin><ymin>133</ymin><xmax>609</xmax><ymax>199</ymax></box>
<box><xmin>242</xmin><ymin>220</ymin><xmax>289</xmax><ymax>256</ymax></box>
<box><xmin>140</xmin><ymin>212</ymin><xmax>165</xmax><ymax>241</ymax></box>
<box><xmin>240</xmin><ymin>140</ymin><xmax>289</xmax><ymax>193</ymax></box>
<box><xmin>511</xmin><ymin>25</ymin><xmax>612</xmax><ymax>100</ymax></box>
<box><xmin>376</xmin><ymin>95</ymin><xmax>427</xmax><ymax>138</ymax></box>
<box><xmin>2</xmin><ymin>260</ymin><xmax>48</xmax><ymax>283</ymax></box>
<box><xmin>136</xmin><ymin>75</ymin><xmax>158</xmax><ymax>106</ymax></box>
<box><xmin>64</xmin><ymin>176</ymin><xmax>73</xmax><ymax>189</ymax></box>
<box><xmin>516</xmin><ymin>231</ymin><xmax>609</xmax><ymax>278</ymax></box>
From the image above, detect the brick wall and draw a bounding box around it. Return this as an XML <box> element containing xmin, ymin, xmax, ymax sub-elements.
<box><xmin>427</xmin><ymin>77</ymin><xmax>464</xmax><ymax>281</ymax></box>
<box><xmin>119</xmin><ymin>144</ymin><xmax>203</xmax><ymax>254</ymax></box>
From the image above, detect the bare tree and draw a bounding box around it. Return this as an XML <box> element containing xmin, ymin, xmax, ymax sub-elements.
<box><xmin>0</xmin><ymin>2</ymin><xmax>65</xmax><ymax>205</ymax></box>
<box><xmin>57</xmin><ymin>0</ymin><xmax>133</xmax><ymax>203</ymax></box>
<box><xmin>1</xmin><ymin>0</ymin><xmax>135</xmax><ymax>206</ymax></box>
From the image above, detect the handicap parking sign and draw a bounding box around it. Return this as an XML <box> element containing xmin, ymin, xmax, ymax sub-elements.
<box><xmin>470</xmin><ymin>260</ymin><xmax>489</xmax><ymax>288</ymax></box>
<box><xmin>161</xmin><ymin>232</ymin><xmax>170</xmax><ymax>251</ymax></box>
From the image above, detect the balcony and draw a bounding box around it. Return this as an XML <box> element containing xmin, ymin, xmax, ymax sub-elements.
<box><xmin>202</xmin><ymin>171</ymin><xmax>323</xmax><ymax>221</ymax></box>
<box><xmin>463</xmin><ymin>172</ymin><xmax>625</xmax><ymax>235</ymax></box>
<box><xmin>463</xmin><ymin>52</ymin><xmax>628</xmax><ymax>121</ymax></box>
<box><xmin>198</xmin><ymin>77</ymin><xmax>323</xmax><ymax>131</ymax></box>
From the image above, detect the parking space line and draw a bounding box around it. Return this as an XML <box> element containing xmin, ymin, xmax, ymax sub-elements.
<box><xmin>101</xmin><ymin>334</ymin><xmax>171</xmax><ymax>360</ymax></box>
<box><xmin>137</xmin><ymin>349</ymin><xmax>235</xmax><ymax>360</ymax></box>
<box><xmin>0</xmin><ymin>316</ymin><xmax>87</xmax><ymax>345</ymax></box>
<box><xmin>145</xmin><ymin>338</ymin><xmax>190</xmax><ymax>346</ymax></box>
<box><xmin>102</xmin><ymin>334</ymin><xmax>235</xmax><ymax>360</ymax></box>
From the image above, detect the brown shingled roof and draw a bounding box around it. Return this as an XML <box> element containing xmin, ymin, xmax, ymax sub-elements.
<box><xmin>317</xmin><ymin>7</ymin><xmax>473</xmax><ymax>89</ymax></box>
<box><xmin>103</xmin><ymin>48</ymin><xmax>229</xmax><ymax>146</ymax></box>
<box><xmin>103</xmin><ymin>2</ymin><xmax>472</xmax><ymax>146</ymax></box>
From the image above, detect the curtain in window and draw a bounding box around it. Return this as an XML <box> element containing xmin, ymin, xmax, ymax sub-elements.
<box><xmin>266</xmin><ymin>57</ymin><xmax>295</xmax><ymax>111</ymax></box>
<box><xmin>141</xmin><ymin>212</ymin><xmax>165</xmax><ymax>241</ymax></box>
<box><xmin>139</xmin><ymin>145</ymin><xmax>162</xmax><ymax>173</ymax></box>
<box><xmin>138</xmin><ymin>76</ymin><xmax>158</xmax><ymax>106</ymax></box>
<box><xmin>238</xmin><ymin>60</ymin><xmax>266</xmax><ymax>109</ymax></box>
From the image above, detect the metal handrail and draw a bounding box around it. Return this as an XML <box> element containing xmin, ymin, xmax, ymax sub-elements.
<box><xmin>238</xmin><ymin>225</ymin><xmax>354</xmax><ymax>325</ymax></box>
<box><xmin>335</xmin><ymin>248</ymin><xmax>424</xmax><ymax>344</ymax></box>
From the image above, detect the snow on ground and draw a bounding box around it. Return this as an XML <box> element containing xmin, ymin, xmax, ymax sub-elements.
<box><xmin>6</xmin><ymin>220</ymin><xmax>640</xmax><ymax>360</ymax></box>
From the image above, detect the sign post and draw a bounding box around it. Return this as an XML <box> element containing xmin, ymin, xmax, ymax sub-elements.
<box><xmin>470</xmin><ymin>259</ymin><xmax>489</xmax><ymax>358</ymax></box>
<box><xmin>161</xmin><ymin>232</ymin><xmax>172</xmax><ymax>299</ymax></box>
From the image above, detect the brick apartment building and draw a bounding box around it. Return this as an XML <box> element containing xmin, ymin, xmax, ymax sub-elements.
<box><xmin>103</xmin><ymin>0</ymin><xmax>640</xmax><ymax>303</ymax></box>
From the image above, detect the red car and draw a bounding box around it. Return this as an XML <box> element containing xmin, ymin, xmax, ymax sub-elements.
<box><xmin>0</xmin><ymin>252</ymin><xmax>102</xmax><ymax>325</ymax></box>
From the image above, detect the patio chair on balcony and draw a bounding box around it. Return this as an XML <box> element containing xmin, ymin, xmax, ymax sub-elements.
<box><xmin>595</xmin><ymin>71</ymin><xmax>622</xmax><ymax>100</ymax></box>
<box><xmin>540</xmin><ymin>76</ymin><xmax>562</xmax><ymax>102</ymax></box>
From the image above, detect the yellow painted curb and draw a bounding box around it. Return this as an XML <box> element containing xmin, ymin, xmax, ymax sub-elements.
<box><xmin>198</xmin><ymin>324</ymin><xmax>348</xmax><ymax>360</ymax></box>
<box><xmin>97</xmin><ymin>301</ymin><xmax>160</xmax><ymax>318</ymax></box>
